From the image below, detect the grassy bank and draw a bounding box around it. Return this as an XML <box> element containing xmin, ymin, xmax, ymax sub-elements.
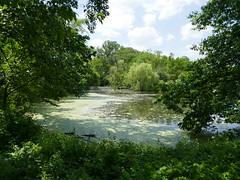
<box><xmin>1</xmin><ymin>124</ymin><xmax>240</xmax><ymax>179</ymax></box>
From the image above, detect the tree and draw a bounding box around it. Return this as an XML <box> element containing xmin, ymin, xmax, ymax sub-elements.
<box><xmin>89</xmin><ymin>41</ymin><xmax>191</xmax><ymax>89</ymax></box>
<box><xmin>89</xmin><ymin>41</ymin><xmax>120</xmax><ymax>85</ymax></box>
<box><xmin>167</xmin><ymin>56</ymin><xmax>191</xmax><ymax>81</ymax></box>
<box><xmin>84</xmin><ymin>0</ymin><xmax>110</xmax><ymax>33</ymax></box>
<box><xmin>126</xmin><ymin>63</ymin><xmax>159</xmax><ymax>92</ymax></box>
<box><xmin>96</xmin><ymin>40</ymin><xmax>120</xmax><ymax>65</ymax></box>
<box><xmin>132</xmin><ymin>51</ymin><xmax>190</xmax><ymax>82</ymax></box>
<box><xmin>89</xmin><ymin>57</ymin><xmax>109</xmax><ymax>86</ymax></box>
<box><xmin>108</xmin><ymin>60</ymin><xmax>127</xmax><ymax>89</ymax></box>
<box><xmin>114</xmin><ymin>47</ymin><xmax>140</xmax><ymax>65</ymax></box>
<box><xmin>0</xmin><ymin>0</ymin><xmax>109</xmax><ymax>110</ymax></box>
<box><xmin>159</xmin><ymin>0</ymin><xmax>240</xmax><ymax>134</ymax></box>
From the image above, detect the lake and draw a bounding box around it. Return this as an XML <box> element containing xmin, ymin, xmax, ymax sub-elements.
<box><xmin>34</xmin><ymin>87</ymin><xmax>240</xmax><ymax>145</ymax></box>
<box><xmin>35</xmin><ymin>87</ymin><xmax>185</xmax><ymax>146</ymax></box>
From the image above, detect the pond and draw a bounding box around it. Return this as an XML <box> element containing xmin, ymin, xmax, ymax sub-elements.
<box><xmin>34</xmin><ymin>87</ymin><xmax>240</xmax><ymax>145</ymax></box>
<box><xmin>35</xmin><ymin>87</ymin><xmax>185</xmax><ymax>146</ymax></box>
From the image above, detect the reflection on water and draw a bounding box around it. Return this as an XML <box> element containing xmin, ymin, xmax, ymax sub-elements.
<box><xmin>34</xmin><ymin>90</ymin><xmax>185</xmax><ymax>146</ymax></box>
<box><xmin>102</xmin><ymin>95</ymin><xmax>183</xmax><ymax>125</ymax></box>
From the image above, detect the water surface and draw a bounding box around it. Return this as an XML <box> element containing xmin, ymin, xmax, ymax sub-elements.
<box><xmin>35</xmin><ymin>89</ymin><xmax>185</xmax><ymax>146</ymax></box>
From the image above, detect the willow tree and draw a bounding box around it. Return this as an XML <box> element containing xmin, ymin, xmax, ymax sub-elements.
<box><xmin>159</xmin><ymin>0</ymin><xmax>240</xmax><ymax>134</ymax></box>
<box><xmin>0</xmin><ymin>0</ymin><xmax>109</xmax><ymax>110</ymax></box>
<box><xmin>126</xmin><ymin>63</ymin><xmax>159</xmax><ymax>92</ymax></box>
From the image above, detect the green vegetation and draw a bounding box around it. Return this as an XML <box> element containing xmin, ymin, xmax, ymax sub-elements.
<box><xmin>108</xmin><ymin>60</ymin><xmax>127</xmax><ymax>89</ymax></box>
<box><xmin>1</xmin><ymin>0</ymin><xmax>240</xmax><ymax>179</ymax></box>
<box><xmin>90</xmin><ymin>43</ymin><xmax>191</xmax><ymax>91</ymax></box>
<box><xmin>158</xmin><ymin>0</ymin><xmax>240</xmax><ymax>135</ymax></box>
<box><xmin>1</xmin><ymin>129</ymin><xmax>240</xmax><ymax>179</ymax></box>
<box><xmin>126</xmin><ymin>63</ymin><xmax>159</xmax><ymax>92</ymax></box>
<box><xmin>0</xmin><ymin>0</ymin><xmax>109</xmax><ymax>111</ymax></box>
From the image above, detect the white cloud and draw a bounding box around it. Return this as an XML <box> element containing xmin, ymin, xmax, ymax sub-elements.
<box><xmin>166</xmin><ymin>34</ymin><xmax>175</xmax><ymax>41</ymax></box>
<box><xmin>93</xmin><ymin>0</ymin><xmax>203</xmax><ymax>38</ymax></box>
<box><xmin>142</xmin><ymin>0</ymin><xmax>200</xmax><ymax>20</ymax></box>
<box><xmin>143</xmin><ymin>13</ymin><xmax>157</xmax><ymax>26</ymax></box>
<box><xmin>95</xmin><ymin>26</ymin><xmax>120</xmax><ymax>38</ymax></box>
<box><xmin>181</xmin><ymin>23</ymin><xmax>212</xmax><ymax>40</ymax></box>
<box><xmin>88</xmin><ymin>39</ymin><xmax>104</xmax><ymax>47</ymax></box>
<box><xmin>105</xmin><ymin>8</ymin><xmax>135</xmax><ymax>30</ymax></box>
<box><xmin>93</xmin><ymin>0</ymin><xmax>135</xmax><ymax>38</ymax></box>
<box><xmin>128</xmin><ymin>26</ymin><xmax>163</xmax><ymax>51</ymax></box>
<box><xmin>84</xmin><ymin>0</ymin><xmax>210</xmax><ymax>57</ymax></box>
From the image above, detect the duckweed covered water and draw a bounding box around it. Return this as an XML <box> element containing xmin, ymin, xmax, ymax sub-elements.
<box><xmin>35</xmin><ymin>88</ymin><xmax>185</xmax><ymax>146</ymax></box>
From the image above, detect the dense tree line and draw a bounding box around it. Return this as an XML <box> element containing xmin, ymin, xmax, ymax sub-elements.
<box><xmin>89</xmin><ymin>40</ymin><xmax>191</xmax><ymax>92</ymax></box>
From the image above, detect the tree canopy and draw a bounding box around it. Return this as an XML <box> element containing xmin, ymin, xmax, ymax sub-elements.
<box><xmin>159</xmin><ymin>0</ymin><xmax>240</xmax><ymax>134</ymax></box>
<box><xmin>89</xmin><ymin>41</ymin><xmax>191</xmax><ymax>89</ymax></box>
<box><xmin>0</xmin><ymin>0</ymin><xmax>109</xmax><ymax>110</ymax></box>
<box><xmin>126</xmin><ymin>63</ymin><xmax>159</xmax><ymax>92</ymax></box>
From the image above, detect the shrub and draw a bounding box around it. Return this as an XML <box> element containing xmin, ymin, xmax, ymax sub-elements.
<box><xmin>1</xmin><ymin>130</ymin><xmax>240</xmax><ymax>179</ymax></box>
<box><xmin>0</xmin><ymin>110</ymin><xmax>41</xmax><ymax>151</ymax></box>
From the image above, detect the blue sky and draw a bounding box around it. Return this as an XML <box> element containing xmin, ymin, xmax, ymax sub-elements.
<box><xmin>77</xmin><ymin>0</ymin><xmax>212</xmax><ymax>60</ymax></box>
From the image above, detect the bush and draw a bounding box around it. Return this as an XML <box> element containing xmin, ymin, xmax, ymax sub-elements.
<box><xmin>1</xmin><ymin>131</ymin><xmax>240</xmax><ymax>179</ymax></box>
<box><xmin>0</xmin><ymin>110</ymin><xmax>41</xmax><ymax>151</ymax></box>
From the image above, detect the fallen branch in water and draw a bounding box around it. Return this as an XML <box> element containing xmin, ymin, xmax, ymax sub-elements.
<box><xmin>82</xmin><ymin>134</ymin><xmax>96</xmax><ymax>138</ymax></box>
<box><xmin>64</xmin><ymin>132</ymin><xmax>98</xmax><ymax>143</ymax></box>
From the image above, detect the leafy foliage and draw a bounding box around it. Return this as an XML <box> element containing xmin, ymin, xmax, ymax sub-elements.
<box><xmin>89</xmin><ymin>41</ymin><xmax>191</xmax><ymax>90</ymax></box>
<box><xmin>0</xmin><ymin>0</ymin><xmax>109</xmax><ymax>110</ymax></box>
<box><xmin>90</xmin><ymin>41</ymin><xmax>121</xmax><ymax>85</ymax></box>
<box><xmin>108</xmin><ymin>60</ymin><xmax>127</xmax><ymax>89</ymax></box>
<box><xmin>158</xmin><ymin>0</ymin><xmax>240</xmax><ymax>134</ymax></box>
<box><xmin>0</xmin><ymin>109</ymin><xmax>41</xmax><ymax>152</ymax></box>
<box><xmin>126</xmin><ymin>63</ymin><xmax>159</xmax><ymax>92</ymax></box>
<box><xmin>84</xmin><ymin>0</ymin><xmax>110</xmax><ymax>33</ymax></box>
<box><xmin>1</xmin><ymin>130</ymin><xmax>240</xmax><ymax>179</ymax></box>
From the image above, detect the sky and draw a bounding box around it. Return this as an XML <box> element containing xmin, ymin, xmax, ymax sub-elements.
<box><xmin>76</xmin><ymin>0</ymin><xmax>212</xmax><ymax>60</ymax></box>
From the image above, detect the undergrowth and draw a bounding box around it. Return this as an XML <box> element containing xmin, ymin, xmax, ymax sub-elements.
<box><xmin>1</xmin><ymin>112</ymin><xmax>240</xmax><ymax>179</ymax></box>
<box><xmin>0</xmin><ymin>130</ymin><xmax>240</xmax><ymax>179</ymax></box>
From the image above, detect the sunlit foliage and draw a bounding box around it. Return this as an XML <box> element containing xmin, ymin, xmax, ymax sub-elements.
<box><xmin>126</xmin><ymin>63</ymin><xmax>159</xmax><ymax>92</ymax></box>
<box><xmin>90</xmin><ymin>41</ymin><xmax>191</xmax><ymax>89</ymax></box>
<box><xmin>1</xmin><ymin>131</ymin><xmax>240</xmax><ymax>179</ymax></box>
<box><xmin>159</xmin><ymin>0</ymin><xmax>240</xmax><ymax>134</ymax></box>
<box><xmin>0</xmin><ymin>0</ymin><xmax>109</xmax><ymax>111</ymax></box>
